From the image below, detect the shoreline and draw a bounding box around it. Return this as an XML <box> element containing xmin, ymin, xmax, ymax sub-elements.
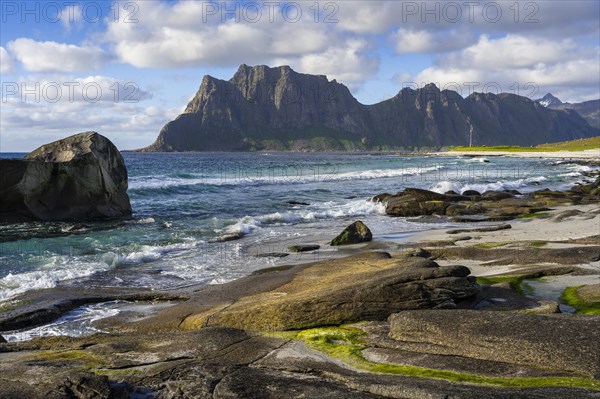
<box><xmin>1</xmin><ymin>160</ymin><xmax>599</xmax><ymax>397</ymax></box>
<box><xmin>432</xmin><ymin>148</ymin><xmax>600</xmax><ymax>159</ymax></box>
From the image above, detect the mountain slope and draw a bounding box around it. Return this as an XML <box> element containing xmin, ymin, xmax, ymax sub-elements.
<box><xmin>141</xmin><ymin>65</ymin><xmax>598</xmax><ymax>151</ymax></box>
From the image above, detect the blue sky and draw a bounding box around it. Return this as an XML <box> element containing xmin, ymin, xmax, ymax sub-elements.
<box><xmin>1</xmin><ymin>0</ymin><xmax>599</xmax><ymax>151</ymax></box>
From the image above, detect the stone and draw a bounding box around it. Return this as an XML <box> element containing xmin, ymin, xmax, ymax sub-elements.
<box><xmin>0</xmin><ymin>132</ymin><xmax>131</xmax><ymax>223</ymax></box>
<box><xmin>288</xmin><ymin>244</ymin><xmax>320</xmax><ymax>252</ymax></box>
<box><xmin>462</xmin><ymin>190</ymin><xmax>481</xmax><ymax>196</ymax></box>
<box><xmin>179</xmin><ymin>254</ymin><xmax>479</xmax><ymax>331</ymax></box>
<box><xmin>330</xmin><ymin>220</ymin><xmax>372</xmax><ymax>245</ymax></box>
<box><xmin>388</xmin><ymin>310</ymin><xmax>600</xmax><ymax>378</ymax></box>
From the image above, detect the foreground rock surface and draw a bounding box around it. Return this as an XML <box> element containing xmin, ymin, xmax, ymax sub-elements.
<box><xmin>0</xmin><ymin>132</ymin><xmax>132</xmax><ymax>222</ymax></box>
<box><xmin>389</xmin><ymin>310</ymin><xmax>600</xmax><ymax>378</ymax></box>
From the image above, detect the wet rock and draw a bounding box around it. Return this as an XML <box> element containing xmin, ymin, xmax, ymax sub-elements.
<box><xmin>254</xmin><ymin>252</ymin><xmax>289</xmax><ymax>258</ymax></box>
<box><xmin>0</xmin><ymin>132</ymin><xmax>132</xmax><ymax>223</ymax></box>
<box><xmin>462</xmin><ymin>190</ymin><xmax>481</xmax><ymax>197</ymax></box>
<box><xmin>288</xmin><ymin>244</ymin><xmax>320</xmax><ymax>252</ymax></box>
<box><xmin>330</xmin><ymin>220</ymin><xmax>372</xmax><ymax>246</ymax></box>
<box><xmin>216</xmin><ymin>232</ymin><xmax>245</xmax><ymax>242</ymax></box>
<box><xmin>0</xmin><ymin>335</ymin><xmax>6</xmax><ymax>343</ymax></box>
<box><xmin>370</xmin><ymin>193</ymin><xmax>392</xmax><ymax>202</ymax></box>
<box><xmin>446</xmin><ymin>224</ymin><xmax>512</xmax><ymax>234</ymax></box>
<box><xmin>287</xmin><ymin>201</ymin><xmax>310</xmax><ymax>206</ymax></box>
<box><xmin>388</xmin><ymin>310</ymin><xmax>600</xmax><ymax>378</ymax></box>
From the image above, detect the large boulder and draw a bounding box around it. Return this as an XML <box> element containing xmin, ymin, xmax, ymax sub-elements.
<box><xmin>0</xmin><ymin>132</ymin><xmax>132</xmax><ymax>222</ymax></box>
<box><xmin>330</xmin><ymin>220</ymin><xmax>372</xmax><ymax>245</ymax></box>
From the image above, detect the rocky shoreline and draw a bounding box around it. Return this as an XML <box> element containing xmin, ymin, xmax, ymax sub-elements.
<box><xmin>0</xmin><ymin>160</ymin><xmax>599</xmax><ymax>398</ymax></box>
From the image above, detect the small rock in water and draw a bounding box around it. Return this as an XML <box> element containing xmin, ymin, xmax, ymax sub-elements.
<box><xmin>0</xmin><ymin>335</ymin><xmax>6</xmax><ymax>343</ymax></box>
<box><xmin>287</xmin><ymin>201</ymin><xmax>310</xmax><ymax>206</ymax></box>
<box><xmin>288</xmin><ymin>244</ymin><xmax>320</xmax><ymax>252</ymax></box>
<box><xmin>330</xmin><ymin>220</ymin><xmax>372</xmax><ymax>246</ymax></box>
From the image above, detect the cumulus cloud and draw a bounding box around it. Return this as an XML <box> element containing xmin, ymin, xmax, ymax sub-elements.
<box><xmin>0</xmin><ymin>74</ymin><xmax>161</xmax><ymax>150</ymax></box>
<box><xmin>409</xmin><ymin>36</ymin><xmax>600</xmax><ymax>102</ymax></box>
<box><xmin>0</xmin><ymin>46</ymin><xmax>14</xmax><ymax>74</ymax></box>
<box><xmin>279</xmin><ymin>39</ymin><xmax>379</xmax><ymax>89</ymax></box>
<box><xmin>391</xmin><ymin>29</ymin><xmax>476</xmax><ymax>54</ymax></box>
<box><xmin>103</xmin><ymin>1</ymin><xmax>378</xmax><ymax>86</ymax></box>
<box><xmin>7</xmin><ymin>39</ymin><xmax>108</xmax><ymax>72</ymax></box>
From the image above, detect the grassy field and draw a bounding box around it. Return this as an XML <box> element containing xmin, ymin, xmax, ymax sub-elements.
<box><xmin>451</xmin><ymin>136</ymin><xmax>600</xmax><ymax>152</ymax></box>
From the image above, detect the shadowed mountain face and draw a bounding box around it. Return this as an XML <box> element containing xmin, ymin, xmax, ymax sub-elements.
<box><xmin>141</xmin><ymin>65</ymin><xmax>598</xmax><ymax>151</ymax></box>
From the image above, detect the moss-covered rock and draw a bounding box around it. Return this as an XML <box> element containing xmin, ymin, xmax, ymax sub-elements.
<box><xmin>330</xmin><ymin>221</ymin><xmax>372</xmax><ymax>246</ymax></box>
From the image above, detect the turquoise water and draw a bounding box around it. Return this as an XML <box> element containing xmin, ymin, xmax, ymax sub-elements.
<box><xmin>0</xmin><ymin>152</ymin><xmax>595</xmax><ymax>302</ymax></box>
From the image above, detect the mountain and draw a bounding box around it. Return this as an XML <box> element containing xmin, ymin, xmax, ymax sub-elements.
<box><xmin>535</xmin><ymin>93</ymin><xmax>599</xmax><ymax>129</ymax></box>
<box><xmin>141</xmin><ymin>65</ymin><xmax>598</xmax><ymax>151</ymax></box>
<box><xmin>535</xmin><ymin>93</ymin><xmax>563</xmax><ymax>107</ymax></box>
<box><xmin>552</xmin><ymin>100</ymin><xmax>600</xmax><ymax>129</ymax></box>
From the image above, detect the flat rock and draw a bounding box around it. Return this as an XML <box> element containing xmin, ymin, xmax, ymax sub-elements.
<box><xmin>288</xmin><ymin>244</ymin><xmax>320</xmax><ymax>252</ymax></box>
<box><xmin>179</xmin><ymin>253</ymin><xmax>479</xmax><ymax>331</ymax></box>
<box><xmin>388</xmin><ymin>310</ymin><xmax>600</xmax><ymax>378</ymax></box>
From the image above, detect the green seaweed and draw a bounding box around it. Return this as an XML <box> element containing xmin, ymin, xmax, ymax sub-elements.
<box><xmin>473</xmin><ymin>241</ymin><xmax>511</xmax><ymax>249</ymax></box>
<box><xmin>295</xmin><ymin>326</ymin><xmax>600</xmax><ymax>390</ymax></box>
<box><xmin>518</xmin><ymin>212</ymin><xmax>550</xmax><ymax>219</ymax></box>
<box><xmin>561</xmin><ymin>286</ymin><xmax>600</xmax><ymax>315</ymax></box>
<box><xmin>476</xmin><ymin>276</ymin><xmax>527</xmax><ymax>296</ymax></box>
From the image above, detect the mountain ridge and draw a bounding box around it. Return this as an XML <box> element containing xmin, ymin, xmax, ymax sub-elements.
<box><xmin>141</xmin><ymin>64</ymin><xmax>598</xmax><ymax>152</ymax></box>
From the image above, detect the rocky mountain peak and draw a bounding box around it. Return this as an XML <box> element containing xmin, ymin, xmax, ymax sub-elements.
<box><xmin>536</xmin><ymin>93</ymin><xmax>563</xmax><ymax>107</ymax></box>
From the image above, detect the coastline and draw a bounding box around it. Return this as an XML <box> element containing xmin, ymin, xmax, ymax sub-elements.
<box><xmin>433</xmin><ymin>148</ymin><xmax>600</xmax><ymax>159</ymax></box>
<box><xmin>0</xmin><ymin>157</ymin><xmax>599</xmax><ymax>398</ymax></box>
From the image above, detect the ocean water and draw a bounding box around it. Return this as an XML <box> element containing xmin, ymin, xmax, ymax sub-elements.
<box><xmin>0</xmin><ymin>152</ymin><xmax>596</xmax><ymax>303</ymax></box>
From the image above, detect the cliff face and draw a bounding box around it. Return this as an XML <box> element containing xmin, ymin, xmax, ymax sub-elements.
<box><xmin>141</xmin><ymin>64</ymin><xmax>598</xmax><ymax>151</ymax></box>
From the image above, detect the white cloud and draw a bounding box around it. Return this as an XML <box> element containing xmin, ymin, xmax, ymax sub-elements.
<box><xmin>0</xmin><ymin>46</ymin><xmax>14</xmax><ymax>74</ymax></box>
<box><xmin>282</xmin><ymin>39</ymin><xmax>379</xmax><ymax>89</ymax></box>
<box><xmin>410</xmin><ymin>36</ymin><xmax>600</xmax><ymax>102</ymax></box>
<box><xmin>391</xmin><ymin>29</ymin><xmax>476</xmax><ymax>54</ymax></box>
<box><xmin>60</xmin><ymin>4</ymin><xmax>84</xmax><ymax>31</ymax></box>
<box><xmin>7</xmin><ymin>39</ymin><xmax>108</xmax><ymax>72</ymax></box>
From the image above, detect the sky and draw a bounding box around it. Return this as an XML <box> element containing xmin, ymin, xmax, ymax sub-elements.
<box><xmin>0</xmin><ymin>0</ymin><xmax>599</xmax><ymax>151</ymax></box>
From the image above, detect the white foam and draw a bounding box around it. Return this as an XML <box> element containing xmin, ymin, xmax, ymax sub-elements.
<box><xmin>429</xmin><ymin>176</ymin><xmax>548</xmax><ymax>194</ymax></box>
<box><xmin>128</xmin><ymin>165</ymin><xmax>446</xmax><ymax>190</ymax></box>
<box><xmin>0</xmin><ymin>260</ymin><xmax>112</xmax><ymax>302</ymax></box>
<box><xmin>1</xmin><ymin>301</ymin><xmax>122</xmax><ymax>342</ymax></box>
<box><xmin>221</xmin><ymin>200</ymin><xmax>386</xmax><ymax>239</ymax></box>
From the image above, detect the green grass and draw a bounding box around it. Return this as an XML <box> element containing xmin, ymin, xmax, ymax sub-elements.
<box><xmin>450</xmin><ymin>136</ymin><xmax>600</xmax><ymax>152</ymax></box>
<box><xmin>294</xmin><ymin>326</ymin><xmax>599</xmax><ymax>389</ymax></box>
<box><xmin>561</xmin><ymin>286</ymin><xmax>600</xmax><ymax>315</ymax></box>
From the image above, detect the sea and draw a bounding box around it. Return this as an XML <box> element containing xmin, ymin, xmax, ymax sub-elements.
<box><xmin>0</xmin><ymin>152</ymin><xmax>596</xmax><ymax>339</ymax></box>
